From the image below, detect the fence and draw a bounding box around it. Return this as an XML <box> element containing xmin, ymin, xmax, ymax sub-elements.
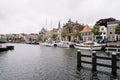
<box><xmin>77</xmin><ymin>50</ymin><xmax>120</xmax><ymax>77</ymax></box>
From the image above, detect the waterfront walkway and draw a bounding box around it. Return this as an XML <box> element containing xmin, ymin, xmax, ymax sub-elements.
<box><xmin>107</xmin><ymin>41</ymin><xmax>120</xmax><ymax>46</ymax></box>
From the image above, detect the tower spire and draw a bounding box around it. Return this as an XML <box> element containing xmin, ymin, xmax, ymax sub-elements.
<box><xmin>45</xmin><ymin>17</ymin><xmax>47</xmax><ymax>30</ymax></box>
<box><xmin>68</xmin><ymin>18</ymin><xmax>71</xmax><ymax>23</ymax></box>
<box><xmin>58</xmin><ymin>21</ymin><xmax>61</xmax><ymax>29</ymax></box>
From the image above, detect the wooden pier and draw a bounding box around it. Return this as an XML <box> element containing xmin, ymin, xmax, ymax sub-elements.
<box><xmin>77</xmin><ymin>50</ymin><xmax>120</xmax><ymax>78</ymax></box>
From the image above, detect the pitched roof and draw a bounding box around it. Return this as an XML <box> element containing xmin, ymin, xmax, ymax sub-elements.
<box><xmin>81</xmin><ymin>25</ymin><xmax>91</xmax><ymax>32</ymax></box>
<box><xmin>107</xmin><ymin>20</ymin><xmax>120</xmax><ymax>25</ymax></box>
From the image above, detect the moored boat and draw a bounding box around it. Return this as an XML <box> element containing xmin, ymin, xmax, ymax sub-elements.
<box><xmin>41</xmin><ymin>42</ymin><xmax>56</xmax><ymax>47</ymax></box>
<box><xmin>26</xmin><ymin>41</ymin><xmax>39</xmax><ymax>45</ymax></box>
<box><xmin>0</xmin><ymin>43</ymin><xmax>7</xmax><ymax>51</ymax></box>
<box><xmin>75</xmin><ymin>41</ymin><xmax>104</xmax><ymax>50</ymax></box>
<box><xmin>0</xmin><ymin>40</ymin><xmax>14</xmax><ymax>51</ymax></box>
<box><xmin>57</xmin><ymin>41</ymin><xmax>75</xmax><ymax>48</ymax></box>
<box><xmin>57</xmin><ymin>41</ymin><xmax>69</xmax><ymax>48</ymax></box>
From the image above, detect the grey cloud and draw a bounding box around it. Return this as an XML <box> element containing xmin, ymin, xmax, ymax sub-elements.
<box><xmin>0</xmin><ymin>0</ymin><xmax>120</xmax><ymax>34</ymax></box>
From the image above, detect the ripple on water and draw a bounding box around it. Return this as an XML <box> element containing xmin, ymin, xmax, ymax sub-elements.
<box><xmin>0</xmin><ymin>44</ymin><xmax>119</xmax><ymax>80</ymax></box>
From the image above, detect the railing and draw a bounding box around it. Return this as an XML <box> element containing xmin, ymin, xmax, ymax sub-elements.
<box><xmin>77</xmin><ymin>50</ymin><xmax>120</xmax><ymax>78</ymax></box>
<box><xmin>106</xmin><ymin>46</ymin><xmax>120</xmax><ymax>54</ymax></box>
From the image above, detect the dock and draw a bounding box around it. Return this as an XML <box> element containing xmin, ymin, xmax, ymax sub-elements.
<box><xmin>105</xmin><ymin>41</ymin><xmax>120</xmax><ymax>55</ymax></box>
<box><xmin>0</xmin><ymin>46</ymin><xmax>14</xmax><ymax>52</ymax></box>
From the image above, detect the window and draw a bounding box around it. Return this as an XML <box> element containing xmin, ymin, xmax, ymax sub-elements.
<box><xmin>110</xmin><ymin>32</ymin><xmax>112</xmax><ymax>34</ymax></box>
<box><xmin>103</xmin><ymin>32</ymin><xmax>106</xmax><ymax>34</ymax></box>
<box><xmin>110</xmin><ymin>26</ymin><xmax>112</xmax><ymax>30</ymax></box>
<box><xmin>82</xmin><ymin>33</ymin><xmax>84</xmax><ymax>36</ymax></box>
<box><xmin>88</xmin><ymin>32</ymin><xmax>90</xmax><ymax>35</ymax></box>
<box><xmin>101</xmin><ymin>28</ymin><xmax>104</xmax><ymax>31</ymax></box>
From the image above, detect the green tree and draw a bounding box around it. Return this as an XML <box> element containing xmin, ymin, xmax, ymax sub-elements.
<box><xmin>115</xmin><ymin>22</ymin><xmax>120</xmax><ymax>34</ymax></box>
<box><xmin>73</xmin><ymin>31</ymin><xmax>82</xmax><ymax>40</ymax></box>
<box><xmin>44</xmin><ymin>37</ymin><xmax>48</xmax><ymax>42</ymax></box>
<box><xmin>61</xmin><ymin>31</ymin><xmax>67</xmax><ymax>38</ymax></box>
<box><xmin>115</xmin><ymin>22</ymin><xmax>120</xmax><ymax>40</ymax></box>
<box><xmin>51</xmin><ymin>34</ymin><xmax>58</xmax><ymax>41</ymax></box>
<box><xmin>92</xmin><ymin>25</ymin><xmax>102</xmax><ymax>40</ymax></box>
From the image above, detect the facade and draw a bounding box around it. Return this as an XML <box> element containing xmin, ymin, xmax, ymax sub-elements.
<box><xmin>39</xmin><ymin>27</ymin><xmax>47</xmax><ymax>42</ymax></box>
<box><xmin>107</xmin><ymin>21</ymin><xmax>119</xmax><ymax>41</ymax></box>
<box><xmin>62</xmin><ymin>19</ymin><xmax>83</xmax><ymax>42</ymax></box>
<box><xmin>44</xmin><ymin>28</ymin><xmax>59</xmax><ymax>41</ymax></box>
<box><xmin>0</xmin><ymin>34</ymin><xmax>25</xmax><ymax>43</ymax></box>
<box><xmin>57</xmin><ymin>28</ymin><xmax>63</xmax><ymax>41</ymax></box>
<box><xmin>29</xmin><ymin>34</ymin><xmax>39</xmax><ymax>42</ymax></box>
<box><xmin>0</xmin><ymin>33</ymin><xmax>39</xmax><ymax>43</ymax></box>
<box><xmin>0</xmin><ymin>34</ymin><xmax>7</xmax><ymax>40</ymax></box>
<box><xmin>95</xmin><ymin>17</ymin><xmax>120</xmax><ymax>41</ymax></box>
<box><xmin>99</xmin><ymin>26</ymin><xmax>107</xmax><ymax>40</ymax></box>
<box><xmin>81</xmin><ymin>25</ymin><xmax>92</xmax><ymax>42</ymax></box>
<box><xmin>40</xmin><ymin>22</ymin><xmax>62</xmax><ymax>42</ymax></box>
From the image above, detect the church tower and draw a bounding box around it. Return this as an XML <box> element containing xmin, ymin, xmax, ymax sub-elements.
<box><xmin>58</xmin><ymin>21</ymin><xmax>61</xmax><ymax>29</ymax></box>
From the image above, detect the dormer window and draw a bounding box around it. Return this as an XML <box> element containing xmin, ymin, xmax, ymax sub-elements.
<box><xmin>103</xmin><ymin>32</ymin><xmax>106</xmax><ymax>34</ymax></box>
<box><xmin>101</xmin><ymin>28</ymin><xmax>104</xmax><ymax>31</ymax></box>
<box><xmin>110</xmin><ymin>32</ymin><xmax>112</xmax><ymax>34</ymax></box>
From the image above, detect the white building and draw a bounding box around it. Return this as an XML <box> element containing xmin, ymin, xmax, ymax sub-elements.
<box><xmin>99</xmin><ymin>26</ymin><xmax>107</xmax><ymax>40</ymax></box>
<box><xmin>81</xmin><ymin>25</ymin><xmax>92</xmax><ymax>42</ymax></box>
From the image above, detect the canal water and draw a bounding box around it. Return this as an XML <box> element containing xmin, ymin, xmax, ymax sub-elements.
<box><xmin>0</xmin><ymin>44</ymin><xmax>119</xmax><ymax>80</ymax></box>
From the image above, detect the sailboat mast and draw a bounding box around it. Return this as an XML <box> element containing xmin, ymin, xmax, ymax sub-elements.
<box><xmin>45</xmin><ymin>18</ymin><xmax>47</xmax><ymax>31</ymax></box>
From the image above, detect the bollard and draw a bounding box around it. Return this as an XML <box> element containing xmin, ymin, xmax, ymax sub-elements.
<box><xmin>77</xmin><ymin>50</ymin><xmax>82</xmax><ymax>68</ymax></box>
<box><xmin>112</xmin><ymin>52</ymin><xmax>117</xmax><ymax>77</ymax></box>
<box><xmin>92</xmin><ymin>51</ymin><xmax>97</xmax><ymax>72</ymax></box>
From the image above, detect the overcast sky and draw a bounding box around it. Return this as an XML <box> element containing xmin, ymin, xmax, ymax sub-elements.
<box><xmin>0</xmin><ymin>0</ymin><xmax>120</xmax><ymax>34</ymax></box>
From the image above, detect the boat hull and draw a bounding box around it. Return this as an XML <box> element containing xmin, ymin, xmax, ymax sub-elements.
<box><xmin>57</xmin><ymin>43</ymin><xmax>69</xmax><ymax>48</ymax></box>
<box><xmin>75</xmin><ymin>44</ymin><xmax>102</xmax><ymax>50</ymax></box>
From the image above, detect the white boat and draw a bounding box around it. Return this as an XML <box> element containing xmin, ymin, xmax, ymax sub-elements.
<box><xmin>42</xmin><ymin>42</ymin><xmax>53</xmax><ymax>47</ymax></box>
<box><xmin>57</xmin><ymin>41</ymin><xmax>75</xmax><ymax>48</ymax></box>
<box><xmin>40</xmin><ymin>41</ymin><xmax>57</xmax><ymax>47</ymax></box>
<box><xmin>40</xmin><ymin>41</ymin><xmax>75</xmax><ymax>48</ymax></box>
<box><xmin>0</xmin><ymin>43</ymin><xmax>7</xmax><ymax>51</ymax></box>
<box><xmin>0</xmin><ymin>41</ymin><xmax>14</xmax><ymax>51</ymax></box>
<box><xmin>57</xmin><ymin>41</ymin><xmax>69</xmax><ymax>48</ymax></box>
<box><xmin>0</xmin><ymin>44</ymin><xmax>7</xmax><ymax>48</ymax></box>
<box><xmin>75</xmin><ymin>41</ymin><xmax>103</xmax><ymax>50</ymax></box>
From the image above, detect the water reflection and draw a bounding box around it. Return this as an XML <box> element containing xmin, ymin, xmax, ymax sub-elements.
<box><xmin>0</xmin><ymin>44</ymin><xmax>119</xmax><ymax>80</ymax></box>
